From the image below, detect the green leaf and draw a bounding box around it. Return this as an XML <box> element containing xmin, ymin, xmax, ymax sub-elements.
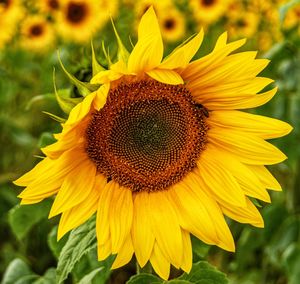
<box><xmin>56</xmin><ymin>215</ymin><xmax>97</xmax><ymax>284</ymax></box>
<box><xmin>191</xmin><ymin>236</ymin><xmax>210</xmax><ymax>260</ymax></box>
<box><xmin>91</xmin><ymin>41</ymin><xmax>105</xmax><ymax>77</ymax></box>
<box><xmin>57</xmin><ymin>51</ymin><xmax>99</xmax><ymax>97</ymax></box>
<box><xmin>8</xmin><ymin>200</ymin><xmax>52</xmax><ymax>240</ymax></box>
<box><xmin>53</xmin><ymin>68</ymin><xmax>83</xmax><ymax>114</ymax></box>
<box><xmin>47</xmin><ymin>225</ymin><xmax>69</xmax><ymax>259</ymax></box>
<box><xmin>42</xmin><ymin>111</ymin><xmax>66</xmax><ymax>123</ymax></box>
<box><xmin>111</xmin><ymin>18</ymin><xmax>130</xmax><ymax>63</ymax></box>
<box><xmin>126</xmin><ymin>273</ymin><xmax>163</xmax><ymax>284</ymax></box>
<box><xmin>282</xmin><ymin>243</ymin><xmax>300</xmax><ymax>284</ymax></box>
<box><xmin>178</xmin><ymin>261</ymin><xmax>229</xmax><ymax>284</ymax></box>
<box><xmin>25</xmin><ymin>93</ymin><xmax>56</xmax><ymax>110</ymax></box>
<box><xmin>37</xmin><ymin>132</ymin><xmax>56</xmax><ymax>148</ymax></box>
<box><xmin>2</xmin><ymin>258</ymin><xmax>34</xmax><ymax>284</ymax></box>
<box><xmin>78</xmin><ymin>267</ymin><xmax>104</xmax><ymax>284</ymax></box>
<box><xmin>33</xmin><ymin>268</ymin><xmax>56</xmax><ymax>284</ymax></box>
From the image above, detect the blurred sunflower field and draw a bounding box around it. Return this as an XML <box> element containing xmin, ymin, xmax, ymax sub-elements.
<box><xmin>1</xmin><ymin>0</ymin><xmax>300</xmax><ymax>283</ymax></box>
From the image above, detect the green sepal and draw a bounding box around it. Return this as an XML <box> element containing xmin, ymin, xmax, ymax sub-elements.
<box><xmin>53</xmin><ymin>68</ymin><xmax>83</xmax><ymax>114</ymax></box>
<box><xmin>102</xmin><ymin>41</ymin><xmax>113</xmax><ymax>67</ymax></box>
<box><xmin>111</xmin><ymin>17</ymin><xmax>130</xmax><ymax>63</ymax></box>
<box><xmin>91</xmin><ymin>41</ymin><xmax>106</xmax><ymax>77</ymax></box>
<box><xmin>57</xmin><ymin>51</ymin><xmax>99</xmax><ymax>97</ymax></box>
<box><xmin>42</xmin><ymin>111</ymin><xmax>66</xmax><ymax>123</ymax></box>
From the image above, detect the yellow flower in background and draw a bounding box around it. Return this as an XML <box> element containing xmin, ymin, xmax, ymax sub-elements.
<box><xmin>15</xmin><ymin>7</ymin><xmax>292</xmax><ymax>280</ymax></box>
<box><xmin>0</xmin><ymin>0</ymin><xmax>24</xmax><ymax>22</ymax></box>
<box><xmin>283</xmin><ymin>4</ymin><xmax>300</xmax><ymax>30</ymax></box>
<box><xmin>20</xmin><ymin>15</ymin><xmax>56</xmax><ymax>52</ymax></box>
<box><xmin>55</xmin><ymin>0</ymin><xmax>104</xmax><ymax>43</ymax></box>
<box><xmin>227</xmin><ymin>11</ymin><xmax>260</xmax><ymax>39</ymax></box>
<box><xmin>37</xmin><ymin>0</ymin><xmax>60</xmax><ymax>14</ymax></box>
<box><xmin>0</xmin><ymin>17</ymin><xmax>16</xmax><ymax>49</ymax></box>
<box><xmin>190</xmin><ymin>0</ymin><xmax>230</xmax><ymax>24</ymax></box>
<box><xmin>159</xmin><ymin>7</ymin><xmax>186</xmax><ymax>42</ymax></box>
<box><xmin>134</xmin><ymin>0</ymin><xmax>171</xmax><ymax>19</ymax></box>
<box><xmin>98</xmin><ymin>0</ymin><xmax>119</xmax><ymax>20</ymax></box>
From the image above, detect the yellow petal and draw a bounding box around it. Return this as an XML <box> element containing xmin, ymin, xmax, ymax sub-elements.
<box><xmin>41</xmin><ymin>128</ymin><xmax>86</xmax><ymax>160</ymax></box>
<box><xmin>187</xmin><ymin>172</ymin><xmax>235</xmax><ymax>252</ymax></box>
<box><xmin>168</xmin><ymin>181</ymin><xmax>219</xmax><ymax>246</ymax></box>
<box><xmin>127</xmin><ymin>7</ymin><xmax>163</xmax><ymax>74</ymax></box>
<box><xmin>159</xmin><ymin>30</ymin><xmax>204</xmax><ymax>69</ymax></box>
<box><xmin>190</xmin><ymin>77</ymin><xmax>269</xmax><ymax>99</ymax></box>
<box><xmin>197</xmin><ymin>149</ymin><xmax>246</xmax><ymax>206</ymax></box>
<box><xmin>20</xmin><ymin>198</ymin><xmax>44</xmax><ymax>205</ymax></box>
<box><xmin>65</xmin><ymin>92</ymin><xmax>97</xmax><ymax>126</ymax></box>
<box><xmin>180</xmin><ymin>230</ymin><xmax>192</xmax><ymax>273</ymax></box>
<box><xmin>208</xmin><ymin>127</ymin><xmax>287</xmax><ymax>165</ymax></box>
<box><xmin>150</xmin><ymin>242</ymin><xmax>170</xmax><ymax>280</ymax></box>
<box><xmin>14</xmin><ymin>157</ymin><xmax>53</xmax><ymax>186</ymax></box>
<box><xmin>18</xmin><ymin>148</ymin><xmax>87</xmax><ymax>200</ymax></box>
<box><xmin>220</xmin><ymin>197</ymin><xmax>264</xmax><ymax>227</ymax></box>
<box><xmin>111</xmin><ymin>234</ymin><xmax>134</xmax><ymax>269</ymax></box>
<box><xmin>109</xmin><ymin>184</ymin><xmax>133</xmax><ymax>254</ymax></box>
<box><xmin>182</xmin><ymin>36</ymin><xmax>246</xmax><ymax>81</ymax></box>
<box><xmin>207</xmin><ymin>110</ymin><xmax>293</xmax><ymax>139</ymax></box>
<box><xmin>57</xmin><ymin>175</ymin><xmax>107</xmax><ymax>240</ymax></box>
<box><xmin>131</xmin><ymin>192</ymin><xmax>155</xmax><ymax>268</ymax></box>
<box><xmin>98</xmin><ymin>239</ymin><xmax>111</xmax><ymax>261</ymax></box>
<box><xmin>93</xmin><ymin>83</ymin><xmax>110</xmax><ymax>110</ymax></box>
<box><xmin>201</xmin><ymin>87</ymin><xmax>278</xmax><ymax>110</ymax></box>
<box><xmin>248</xmin><ymin>165</ymin><xmax>282</xmax><ymax>191</ymax></box>
<box><xmin>96</xmin><ymin>182</ymin><xmax>114</xmax><ymax>245</ymax></box>
<box><xmin>146</xmin><ymin>69</ymin><xmax>183</xmax><ymax>85</ymax></box>
<box><xmin>203</xmin><ymin>144</ymin><xmax>271</xmax><ymax>202</ymax></box>
<box><xmin>49</xmin><ymin>159</ymin><xmax>96</xmax><ymax>218</ymax></box>
<box><xmin>148</xmin><ymin>191</ymin><xmax>183</xmax><ymax>268</ymax></box>
<box><xmin>90</xmin><ymin>69</ymin><xmax>123</xmax><ymax>85</ymax></box>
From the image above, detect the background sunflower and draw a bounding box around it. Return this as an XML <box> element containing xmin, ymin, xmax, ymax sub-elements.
<box><xmin>0</xmin><ymin>0</ymin><xmax>300</xmax><ymax>284</ymax></box>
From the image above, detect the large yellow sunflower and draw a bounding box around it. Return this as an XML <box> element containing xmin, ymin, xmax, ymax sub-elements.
<box><xmin>15</xmin><ymin>7</ymin><xmax>292</xmax><ymax>280</ymax></box>
<box><xmin>54</xmin><ymin>0</ymin><xmax>105</xmax><ymax>43</ymax></box>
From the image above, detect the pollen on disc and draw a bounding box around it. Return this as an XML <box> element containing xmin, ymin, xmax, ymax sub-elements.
<box><xmin>86</xmin><ymin>80</ymin><xmax>208</xmax><ymax>192</ymax></box>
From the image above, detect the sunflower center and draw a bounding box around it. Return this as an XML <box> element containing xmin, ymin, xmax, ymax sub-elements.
<box><xmin>201</xmin><ymin>0</ymin><xmax>215</xmax><ymax>6</ymax></box>
<box><xmin>164</xmin><ymin>18</ymin><xmax>176</xmax><ymax>30</ymax></box>
<box><xmin>86</xmin><ymin>80</ymin><xmax>208</xmax><ymax>192</ymax></box>
<box><xmin>0</xmin><ymin>0</ymin><xmax>10</xmax><ymax>8</ymax></box>
<box><xmin>29</xmin><ymin>24</ymin><xmax>44</xmax><ymax>37</ymax></box>
<box><xmin>48</xmin><ymin>0</ymin><xmax>59</xmax><ymax>9</ymax></box>
<box><xmin>67</xmin><ymin>2</ymin><xmax>87</xmax><ymax>23</ymax></box>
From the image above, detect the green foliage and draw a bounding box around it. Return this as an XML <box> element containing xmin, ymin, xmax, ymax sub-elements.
<box><xmin>56</xmin><ymin>216</ymin><xmax>97</xmax><ymax>284</ymax></box>
<box><xmin>178</xmin><ymin>262</ymin><xmax>229</xmax><ymax>284</ymax></box>
<box><xmin>8</xmin><ymin>200</ymin><xmax>52</xmax><ymax>240</ymax></box>
<box><xmin>127</xmin><ymin>262</ymin><xmax>229</xmax><ymax>284</ymax></box>
<box><xmin>127</xmin><ymin>273</ymin><xmax>162</xmax><ymax>284</ymax></box>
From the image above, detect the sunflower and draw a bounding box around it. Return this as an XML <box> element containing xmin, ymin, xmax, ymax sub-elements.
<box><xmin>37</xmin><ymin>0</ymin><xmax>60</xmax><ymax>14</ymax></box>
<box><xmin>20</xmin><ymin>15</ymin><xmax>55</xmax><ymax>52</ymax></box>
<box><xmin>98</xmin><ymin>0</ymin><xmax>119</xmax><ymax>20</ymax></box>
<box><xmin>283</xmin><ymin>4</ymin><xmax>300</xmax><ymax>30</ymax></box>
<box><xmin>15</xmin><ymin>7</ymin><xmax>292</xmax><ymax>280</ymax></box>
<box><xmin>159</xmin><ymin>8</ymin><xmax>186</xmax><ymax>42</ymax></box>
<box><xmin>190</xmin><ymin>0</ymin><xmax>230</xmax><ymax>24</ymax></box>
<box><xmin>227</xmin><ymin>11</ymin><xmax>260</xmax><ymax>39</ymax></box>
<box><xmin>0</xmin><ymin>0</ymin><xmax>23</xmax><ymax>22</ymax></box>
<box><xmin>55</xmin><ymin>0</ymin><xmax>104</xmax><ymax>43</ymax></box>
<box><xmin>134</xmin><ymin>0</ymin><xmax>171</xmax><ymax>19</ymax></box>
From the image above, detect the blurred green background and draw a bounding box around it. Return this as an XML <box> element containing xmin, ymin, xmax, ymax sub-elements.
<box><xmin>0</xmin><ymin>0</ymin><xmax>300</xmax><ymax>283</ymax></box>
